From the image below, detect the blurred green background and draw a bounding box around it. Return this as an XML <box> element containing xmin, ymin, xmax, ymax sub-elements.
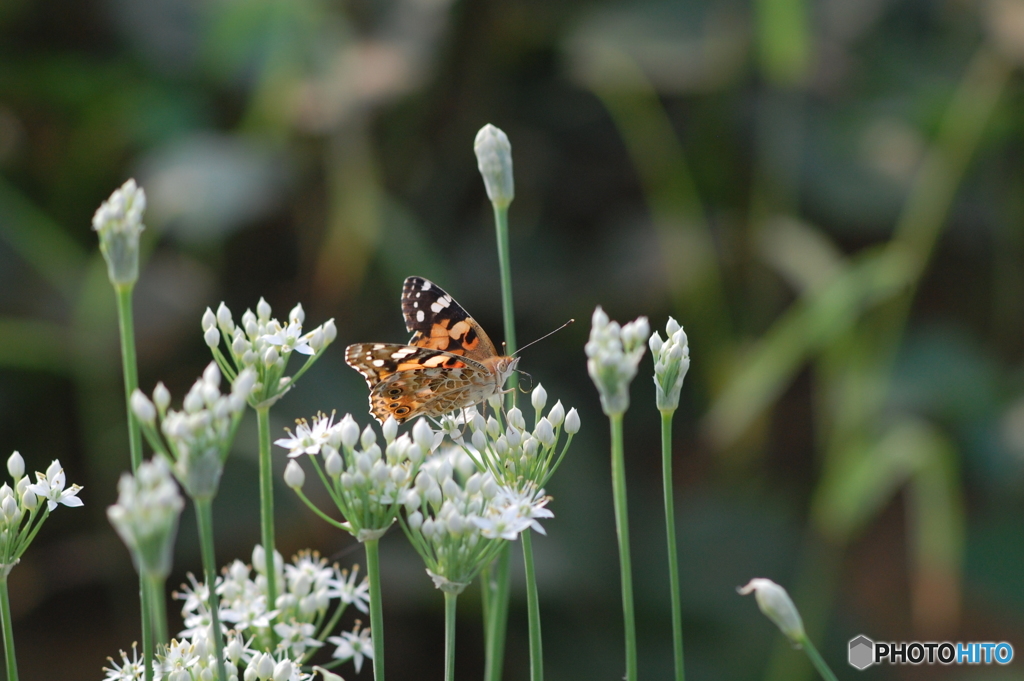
<box><xmin>3</xmin><ymin>0</ymin><xmax>1024</xmax><ymax>678</ymax></box>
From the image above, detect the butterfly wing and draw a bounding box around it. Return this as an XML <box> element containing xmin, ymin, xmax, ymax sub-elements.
<box><xmin>401</xmin><ymin>276</ymin><xmax>499</xmax><ymax>362</ymax></box>
<box><xmin>345</xmin><ymin>343</ymin><xmax>492</xmax><ymax>423</ymax></box>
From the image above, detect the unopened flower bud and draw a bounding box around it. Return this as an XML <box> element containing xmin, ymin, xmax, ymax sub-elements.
<box><xmin>360</xmin><ymin>426</ymin><xmax>376</xmax><ymax>450</ymax></box>
<box><xmin>92</xmin><ymin>179</ymin><xmax>146</xmax><ymax>285</ymax></box>
<box><xmin>382</xmin><ymin>416</ymin><xmax>398</xmax><ymax>443</ymax></box>
<box><xmin>7</xmin><ymin>452</ymin><xmax>24</xmax><ymax>480</ymax></box>
<box><xmin>340</xmin><ymin>416</ymin><xmax>360</xmax><ymax>449</ymax></box>
<box><xmin>131</xmin><ymin>390</ymin><xmax>157</xmax><ymax>424</ymax></box>
<box><xmin>256</xmin><ymin>652</ymin><xmax>275</xmax><ymax>680</ymax></box>
<box><xmin>413</xmin><ymin>418</ymin><xmax>433</xmax><ymax>450</ymax></box>
<box><xmin>472</xmin><ymin>430</ymin><xmax>487</xmax><ymax>451</ymax></box>
<box><xmin>535</xmin><ymin>418</ymin><xmax>555</xmax><ymax>447</ymax></box>
<box><xmin>325</xmin><ymin>450</ymin><xmax>343</xmax><ymax>477</ymax></box>
<box><xmin>408</xmin><ymin>510</ymin><xmax>423</xmax><ymax>531</ymax></box>
<box><xmin>202</xmin><ymin>308</ymin><xmax>216</xmax><ymax>332</ymax></box>
<box><xmin>738</xmin><ymin>578</ymin><xmax>805</xmax><ymax>644</ymax></box>
<box><xmin>273</xmin><ymin>660</ymin><xmax>294</xmax><ymax>681</ymax></box>
<box><xmin>288</xmin><ymin>303</ymin><xmax>305</xmax><ymax>325</ymax></box>
<box><xmin>284</xmin><ymin>461</ymin><xmax>305</xmax><ymax>489</ymax></box>
<box><xmin>216</xmin><ymin>302</ymin><xmax>233</xmax><ymax>329</ymax></box>
<box><xmin>204</xmin><ymin>327</ymin><xmax>220</xmax><ymax>349</ymax></box>
<box><xmin>531</xmin><ymin>384</ymin><xmax>548</xmax><ymax>412</ymax></box>
<box><xmin>323</xmin><ymin>319</ymin><xmax>337</xmax><ymax>344</ymax></box>
<box><xmin>548</xmin><ymin>400</ymin><xmax>565</xmax><ymax>428</ymax></box>
<box><xmin>474</xmin><ymin>124</ymin><xmax>515</xmax><ymax>208</ymax></box>
<box><xmin>565</xmin><ymin>408</ymin><xmax>580</xmax><ymax>434</ymax></box>
<box><xmin>256</xmin><ymin>298</ymin><xmax>272</xmax><ymax>321</ymax></box>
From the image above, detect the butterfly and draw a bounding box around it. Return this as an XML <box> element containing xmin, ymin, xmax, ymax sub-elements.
<box><xmin>345</xmin><ymin>276</ymin><xmax>520</xmax><ymax>424</ymax></box>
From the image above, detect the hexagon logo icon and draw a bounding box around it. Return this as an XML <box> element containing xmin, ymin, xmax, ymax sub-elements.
<box><xmin>849</xmin><ymin>635</ymin><xmax>874</xmax><ymax>670</ymax></box>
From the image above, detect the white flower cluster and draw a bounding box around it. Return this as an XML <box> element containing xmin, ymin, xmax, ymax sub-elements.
<box><xmin>0</xmin><ymin>453</ymin><xmax>82</xmax><ymax>577</ymax></box>
<box><xmin>649</xmin><ymin>317</ymin><xmax>691</xmax><ymax>412</ymax></box>
<box><xmin>132</xmin><ymin>363</ymin><xmax>255</xmax><ymax>500</ymax></box>
<box><xmin>107</xmin><ymin>457</ymin><xmax>184</xmax><ymax>579</ymax></box>
<box><xmin>276</xmin><ymin>414</ymin><xmax>437</xmax><ymax>541</ymax></box>
<box><xmin>177</xmin><ymin>547</ymin><xmax>370</xmax><ymax>663</ymax></box>
<box><xmin>202</xmin><ymin>300</ymin><xmax>336</xmax><ymax>409</ymax></box>
<box><xmin>586</xmin><ymin>306</ymin><xmax>650</xmax><ymax>416</ymax></box>
<box><xmin>92</xmin><ymin>178</ymin><xmax>146</xmax><ymax>285</ymax></box>
<box><xmin>102</xmin><ymin>634</ymin><xmax>315</xmax><ymax>681</ymax></box>
<box><xmin>401</xmin><ymin>449</ymin><xmax>551</xmax><ymax>594</ymax></box>
<box><xmin>456</xmin><ymin>385</ymin><xmax>580</xmax><ymax>490</ymax></box>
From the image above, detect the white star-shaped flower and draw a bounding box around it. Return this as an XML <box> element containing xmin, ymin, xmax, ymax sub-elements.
<box><xmin>27</xmin><ymin>460</ymin><xmax>83</xmax><ymax>511</ymax></box>
<box><xmin>328</xmin><ymin>625</ymin><xmax>373</xmax><ymax>673</ymax></box>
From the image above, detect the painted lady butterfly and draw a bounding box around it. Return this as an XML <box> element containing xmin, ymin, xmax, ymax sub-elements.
<box><xmin>345</xmin><ymin>276</ymin><xmax>520</xmax><ymax>424</ymax></box>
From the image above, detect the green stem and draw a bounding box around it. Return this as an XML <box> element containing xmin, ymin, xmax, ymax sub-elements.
<box><xmin>256</xmin><ymin>406</ymin><xmax>279</xmax><ymax>612</ymax></box>
<box><xmin>522</xmin><ymin>530</ymin><xmax>543</xmax><ymax>681</ymax></box>
<box><xmin>487</xmin><ymin>198</ymin><xmax>516</xmax><ymax>681</ymax></box>
<box><xmin>799</xmin><ymin>636</ymin><xmax>839</xmax><ymax>681</ymax></box>
<box><xmin>146</xmin><ymin>575</ymin><xmax>168</xmax><ymax>645</ymax></box>
<box><xmin>445</xmin><ymin>591</ymin><xmax>458</xmax><ymax>681</ymax></box>
<box><xmin>483</xmin><ymin>545</ymin><xmax>511</xmax><ymax>681</ymax></box>
<box><xmin>610</xmin><ymin>413</ymin><xmax>637</xmax><ymax>681</ymax></box>
<box><xmin>114</xmin><ymin>283</ymin><xmax>158</xmax><ymax>679</ymax></box>
<box><xmin>0</xmin><ymin>576</ymin><xmax>18</xmax><ymax>681</ymax></box>
<box><xmin>115</xmin><ymin>283</ymin><xmax>143</xmax><ymax>471</ymax></box>
<box><xmin>661</xmin><ymin>411</ymin><xmax>685</xmax><ymax>681</ymax></box>
<box><xmin>492</xmin><ymin>204</ymin><xmax>518</xmax><ymax>361</ymax></box>
<box><xmin>364</xmin><ymin>539</ymin><xmax>386</xmax><ymax>681</ymax></box>
<box><xmin>194</xmin><ymin>498</ymin><xmax>228</xmax><ymax>681</ymax></box>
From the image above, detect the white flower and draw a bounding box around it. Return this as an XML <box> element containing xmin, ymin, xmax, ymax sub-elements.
<box><xmin>328</xmin><ymin>565</ymin><xmax>370</xmax><ymax>614</ymax></box>
<box><xmin>28</xmin><ymin>460</ymin><xmax>83</xmax><ymax>511</ymax></box>
<box><xmin>328</xmin><ymin>624</ymin><xmax>374</xmax><ymax>674</ymax></box>
<box><xmin>273</xmin><ymin>620</ymin><xmax>322</xmax><ymax>657</ymax></box>
<box><xmin>103</xmin><ymin>643</ymin><xmax>145</xmax><ymax>681</ymax></box>
<box><xmin>275</xmin><ymin>414</ymin><xmax>334</xmax><ymax>458</ymax></box>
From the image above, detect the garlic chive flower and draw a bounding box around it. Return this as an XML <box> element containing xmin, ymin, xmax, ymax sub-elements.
<box><xmin>474</xmin><ymin>123</ymin><xmax>515</xmax><ymax>208</ymax></box>
<box><xmin>586</xmin><ymin>306</ymin><xmax>649</xmax><ymax>416</ymax></box>
<box><xmin>107</xmin><ymin>457</ymin><xmax>184</xmax><ymax>579</ymax></box>
<box><xmin>132</xmin><ymin>363</ymin><xmax>255</xmax><ymax>500</ymax></box>
<box><xmin>173</xmin><ymin>547</ymin><xmax>370</xmax><ymax>666</ymax></box>
<box><xmin>738</xmin><ymin>578</ymin><xmax>806</xmax><ymax>645</ymax></box>
<box><xmin>275</xmin><ymin>414</ymin><xmax>437</xmax><ymax>542</ymax></box>
<box><xmin>459</xmin><ymin>388</ymin><xmax>580</xmax><ymax>490</ymax></box>
<box><xmin>327</xmin><ymin>621</ymin><xmax>374</xmax><ymax>674</ymax></box>
<box><xmin>203</xmin><ymin>300</ymin><xmax>336</xmax><ymax>409</ymax></box>
<box><xmin>649</xmin><ymin>317</ymin><xmax>691</xmax><ymax>412</ymax></box>
<box><xmin>92</xmin><ymin>179</ymin><xmax>147</xmax><ymax>286</ymax></box>
<box><xmin>0</xmin><ymin>454</ymin><xmax>83</xmax><ymax>577</ymax></box>
<box><xmin>399</xmin><ymin>448</ymin><xmax>542</xmax><ymax>594</ymax></box>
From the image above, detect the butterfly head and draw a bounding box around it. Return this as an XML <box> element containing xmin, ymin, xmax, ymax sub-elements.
<box><xmin>496</xmin><ymin>356</ymin><xmax>521</xmax><ymax>385</ymax></box>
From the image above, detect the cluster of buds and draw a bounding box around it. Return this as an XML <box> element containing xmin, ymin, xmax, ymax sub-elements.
<box><xmin>400</xmin><ymin>449</ymin><xmax>550</xmax><ymax>594</ymax></box>
<box><xmin>586</xmin><ymin>307</ymin><xmax>650</xmax><ymax>416</ymax></box>
<box><xmin>277</xmin><ymin>414</ymin><xmax>437</xmax><ymax>542</ymax></box>
<box><xmin>92</xmin><ymin>178</ymin><xmax>146</xmax><ymax>286</ymax></box>
<box><xmin>132</xmin><ymin>363</ymin><xmax>255</xmax><ymax>500</ymax></box>
<box><xmin>474</xmin><ymin>123</ymin><xmax>515</xmax><ymax>209</ymax></box>
<box><xmin>0</xmin><ymin>454</ymin><xmax>83</xmax><ymax>578</ymax></box>
<box><xmin>649</xmin><ymin>317</ymin><xmax>691</xmax><ymax>412</ymax></box>
<box><xmin>202</xmin><ymin>300</ymin><xmax>336</xmax><ymax>409</ymax></box>
<box><xmin>455</xmin><ymin>384</ymin><xmax>580</xmax><ymax>490</ymax></box>
<box><xmin>107</xmin><ymin>457</ymin><xmax>184</xmax><ymax>580</ymax></box>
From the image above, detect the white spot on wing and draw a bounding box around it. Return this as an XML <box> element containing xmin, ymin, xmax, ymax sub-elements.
<box><xmin>422</xmin><ymin>281</ymin><xmax>432</xmax><ymax>291</ymax></box>
<box><xmin>373</xmin><ymin>359</ymin><xmax>385</xmax><ymax>367</ymax></box>
<box><xmin>416</xmin><ymin>309</ymin><xmax>425</xmax><ymax>322</ymax></box>
<box><xmin>430</xmin><ymin>296</ymin><xmax>452</xmax><ymax>313</ymax></box>
<box><xmin>373</xmin><ymin>344</ymin><xmax>385</xmax><ymax>349</ymax></box>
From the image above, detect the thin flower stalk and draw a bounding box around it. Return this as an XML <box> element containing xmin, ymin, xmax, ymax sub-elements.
<box><xmin>92</xmin><ymin>179</ymin><xmax>156</xmax><ymax>678</ymax></box>
<box><xmin>586</xmin><ymin>307</ymin><xmax>649</xmax><ymax>681</ymax></box>
<box><xmin>202</xmin><ymin>298</ymin><xmax>336</xmax><ymax>610</ymax></box>
<box><xmin>650</xmin><ymin>319</ymin><xmax>691</xmax><ymax>681</ymax></box>
<box><xmin>476</xmin><ymin>122</ymin><xmax>518</xmax><ymax>681</ymax></box>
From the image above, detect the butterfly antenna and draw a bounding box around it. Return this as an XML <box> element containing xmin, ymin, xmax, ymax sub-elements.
<box><xmin>512</xmin><ymin>319</ymin><xmax>575</xmax><ymax>356</ymax></box>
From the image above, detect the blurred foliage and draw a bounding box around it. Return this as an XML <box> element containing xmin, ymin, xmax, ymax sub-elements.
<box><xmin>3</xmin><ymin>0</ymin><xmax>1024</xmax><ymax>679</ymax></box>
